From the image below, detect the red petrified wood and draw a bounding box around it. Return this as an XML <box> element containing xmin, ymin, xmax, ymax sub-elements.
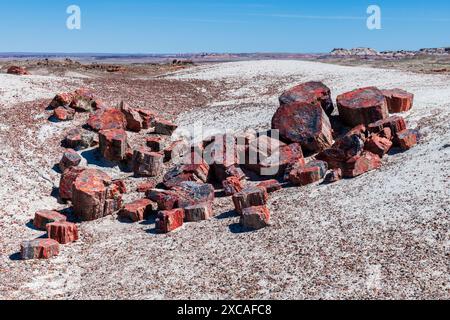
<box><xmin>99</xmin><ymin>128</ymin><xmax>128</xmax><ymax>161</ymax></box>
<box><xmin>396</xmin><ymin>129</ymin><xmax>418</xmax><ymax>150</ymax></box>
<box><xmin>279</xmin><ymin>81</ymin><xmax>334</xmax><ymax>116</ymax></box>
<box><xmin>59</xmin><ymin>166</ymin><xmax>86</xmax><ymax>201</ymax></box>
<box><xmin>184</xmin><ymin>203</ymin><xmax>214</xmax><ymax>222</ymax></box>
<box><xmin>53</xmin><ymin>107</ymin><xmax>75</xmax><ymax>121</ymax></box>
<box><xmin>232</xmin><ymin>186</ymin><xmax>268</xmax><ymax>215</ymax></box>
<box><xmin>341</xmin><ymin>151</ymin><xmax>382</xmax><ymax>178</ymax></box>
<box><xmin>272</xmin><ymin>102</ymin><xmax>333</xmax><ymax>153</ymax></box>
<box><xmin>337</xmin><ymin>87</ymin><xmax>388</xmax><ymax>127</ymax></box>
<box><xmin>382</xmin><ymin>88</ymin><xmax>414</xmax><ymax>113</ymax></box>
<box><xmin>240</xmin><ymin>206</ymin><xmax>271</xmax><ymax>230</ymax></box>
<box><xmin>20</xmin><ymin>239</ymin><xmax>60</xmax><ymax>260</ymax></box>
<box><xmin>119</xmin><ymin>199</ymin><xmax>154</xmax><ymax>222</ymax></box>
<box><xmin>33</xmin><ymin>210</ymin><xmax>67</xmax><ymax>230</ymax></box>
<box><xmin>59</xmin><ymin>149</ymin><xmax>82</xmax><ymax>172</ymax></box>
<box><xmin>257</xmin><ymin>179</ymin><xmax>282</xmax><ymax>193</ymax></box>
<box><xmin>133</xmin><ymin>147</ymin><xmax>164</xmax><ymax>177</ymax></box>
<box><xmin>289</xmin><ymin>166</ymin><xmax>321</xmax><ymax>186</ymax></box>
<box><xmin>87</xmin><ymin>108</ymin><xmax>127</xmax><ymax>131</ymax></box>
<box><xmin>46</xmin><ymin>221</ymin><xmax>79</xmax><ymax>244</ymax></box>
<box><xmin>222</xmin><ymin>176</ymin><xmax>244</xmax><ymax>196</ymax></box>
<box><xmin>120</xmin><ymin>102</ymin><xmax>144</xmax><ymax>132</ymax></box>
<box><xmin>7</xmin><ymin>66</ymin><xmax>30</xmax><ymax>75</ymax></box>
<box><xmin>155</xmin><ymin>208</ymin><xmax>185</xmax><ymax>233</ymax></box>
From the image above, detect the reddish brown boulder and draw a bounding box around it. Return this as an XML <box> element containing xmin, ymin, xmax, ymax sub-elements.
<box><xmin>279</xmin><ymin>81</ymin><xmax>334</xmax><ymax>116</ymax></box>
<box><xmin>136</xmin><ymin>181</ymin><xmax>156</xmax><ymax>193</ymax></box>
<box><xmin>154</xmin><ymin>119</ymin><xmax>178</xmax><ymax>136</ymax></box>
<box><xmin>272</xmin><ymin>102</ymin><xmax>333</xmax><ymax>153</ymax></box>
<box><xmin>382</xmin><ymin>89</ymin><xmax>414</xmax><ymax>113</ymax></box>
<box><xmin>163</xmin><ymin>140</ymin><xmax>188</xmax><ymax>162</ymax></box>
<box><xmin>337</xmin><ymin>87</ymin><xmax>388</xmax><ymax>126</ymax></box>
<box><xmin>70</xmin><ymin>88</ymin><xmax>96</xmax><ymax>112</ymax></box>
<box><xmin>119</xmin><ymin>199</ymin><xmax>154</xmax><ymax>222</ymax></box>
<box><xmin>137</xmin><ymin>109</ymin><xmax>155</xmax><ymax>129</ymax></box>
<box><xmin>289</xmin><ymin>166</ymin><xmax>321</xmax><ymax>186</ymax></box>
<box><xmin>132</xmin><ymin>147</ymin><xmax>164</xmax><ymax>177</ymax></box>
<box><xmin>225</xmin><ymin>165</ymin><xmax>246</xmax><ymax>181</ymax></box>
<box><xmin>181</xmin><ymin>162</ymin><xmax>210</xmax><ymax>183</ymax></box>
<box><xmin>113</xmin><ymin>180</ymin><xmax>127</xmax><ymax>194</ymax></box>
<box><xmin>46</xmin><ymin>221</ymin><xmax>79</xmax><ymax>244</ymax></box>
<box><xmin>257</xmin><ymin>179</ymin><xmax>282</xmax><ymax>193</ymax></box>
<box><xmin>63</xmin><ymin>129</ymin><xmax>97</xmax><ymax>150</ymax></box>
<box><xmin>53</xmin><ymin>107</ymin><xmax>75</xmax><ymax>121</ymax></box>
<box><xmin>184</xmin><ymin>203</ymin><xmax>214</xmax><ymax>222</ymax></box>
<box><xmin>21</xmin><ymin>239</ymin><xmax>59</xmax><ymax>260</ymax></box>
<box><xmin>147</xmin><ymin>189</ymin><xmax>183</xmax><ymax>210</ymax></box>
<box><xmin>87</xmin><ymin>108</ymin><xmax>126</xmax><ymax>132</ymax></box>
<box><xmin>305</xmin><ymin>160</ymin><xmax>328</xmax><ymax>178</ymax></box>
<box><xmin>120</xmin><ymin>102</ymin><xmax>143</xmax><ymax>132</ymax></box>
<box><xmin>364</xmin><ymin>134</ymin><xmax>393</xmax><ymax>158</ymax></box>
<box><xmin>341</xmin><ymin>151</ymin><xmax>382</xmax><ymax>178</ymax></box>
<box><xmin>368</xmin><ymin>115</ymin><xmax>407</xmax><ymax>137</ymax></box>
<box><xmin>155</xmin><ymin>209</ymin><xmax>184</xmax><ymax>233</ymax></box>
<box><xmin>240</xmin><ymin>206</ymin><xmax>270</xmax><ymax>230</ymax></box>
<box><xmin>172</xmin><ymin>181</ymin><xmax>215</xmax><ymax>208</ymax></box>
<box><xmin>59</xmin><ymin>166</ymin><xmax>86</xmax><ymax>201</ymax></box>
<box><xmin>396</xmin><ymin>129</ymin><xmax>418</xmax><ymax>150</ymax></box>
<box><xmin>232</xmin><ymin>186</ymin><xmax>268</xmax><ymax>215</ymax></box>
<box><xmin>324</xmin><ymin>168</ymin><xmax>343</xmax><ymax>184</ymax></box>
<box><xmin>7</xmin><ymin>66</ymin><xmax>30</xmax><ymax>75</ymax></box>
<box><xmin>379</xmin><ymin>127</ymin><xmax>393</xmax><ymax>140</ymax></box>
<box><xmin>222</xmin><ymin>176</ymin><xmax>244</xmax><ymax>196</ymax></box>
<box><xmin>258</xmin><ymin>143</ymin><xmax>305</xmax><ymax>177</ymax></box>
<box><xmin>146</xmin><ymin>137</ymin><xmax>163</xmax><ymax>151</ymax></box>
<box><xmin>316</xmin><ymin>134</ymin><xmax>365</xmax><ymax>169</ymax></box>
<box><xmin>72</xmin><ymin>169</ymin><xmax>122</xmax><ymax>221</ymax></box>
<box><xmin>99</xmin><ymin>129</ymin><xmax>128</xmax><ymax>161</ymax></box>
<box><xmin>49</xmin><ymin>92</ymin><xmax>74</xmax><ymax>109</ymax></box>
<box><xmin>59</xmin><ymin>149</ymin><xmax>82</xmax><ymax>172</ymax></box>
<box><xmin>163</xmin><ymin>167</ymin><xmax>204</xmax><ymax>189</ymax></box>
<box><xmin>33</xmin><ymin>210</ymin><xmax>67</xmax><ymax>230</ymax></box>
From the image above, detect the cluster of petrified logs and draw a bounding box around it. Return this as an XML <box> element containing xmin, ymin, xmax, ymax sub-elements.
<box><xmin>21</xmin><ymin>82</ymin><xmax>417</xmax><ymax>260</ymax></box>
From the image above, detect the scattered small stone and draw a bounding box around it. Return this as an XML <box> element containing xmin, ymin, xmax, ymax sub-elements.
<box><xmin>53</xmin><ymin>106</ymin><xmax>75</xmax><ymax>121</ymax></box>
<box><xmin>257</xmin><ymin>179</ymin><xmax>282</xmax><ymax>193</ymax></box>
<box><xmin>222</xmin><ymin>176</ymin><xmax>244</xmax><ymax>196</ymax></box>
<box><xmin>63</xmin><ymin>128</ymin><xmax>97</xmax><ymax>150</ymax></box>
<box><xmin>184</xmin><ymin>203</ymin><xmax>214</xmax><ymax>222</ymax></box>
<box><xmin>49</xmin><ymin>92</ymin><xmax>74</xmax><ymax>109</ymax></box>
<box><xmin>33</xmin><ymin>210</ymin><xmax>67</xmax><ymax>231</ymax></box>
<box><xmin>155</xmin><ymin>208</ymin><xmax>185</xmax><ymax>233</ymax></box>
<box><xmin>119</xmin><ymin>199</ymin><xmax>154</xmax><ymax>222</ymax></box>
<box><xmin>232</xmin><ymin>186</ymin><xmax>268</xmax><ymax>215</ymax></box>
<box><xmin>70</xmin><ymin>88</ymin><xmax>96</xmax><ymax>112</ymax></box>
<box><xmin>289</xmin><ymin>166</ymin><xmax>321</xmax><ymax>186</ymax></box>
<box><xmin>240</xmin><ymin>206</ymin><xmax>270</xmax><ymax>230</ymax></box>
<box><xmin>396</xmin><ymin>129</ymin><xmax>418</xmax><ymax>150</ymax></box>
<box><xmin>324</xmin><ymin>168</ymin><xmax>343</xmax><ymax>184</ymax></box>
<box><xmin>132</xmin><ymin>147</ymin><xmax>164</xmax><ymax>177</ymax></box>
<box><xmin>21</xmin><ymin>239</ymin><xmax>59</xmax><ymax>260</ymax></box>
<box><xmin>305</xmin><ymin>160</ymin><xmax>328</xmax><ymax>178</ymax></box>
<box><xmin>59</xmin><ymin>149</ymin><xmax>82</xmax><ymax>172</ymax></box>
<box><xmin>46</xmin><ymin>221</ymin><xmax>79</xmax><ymax>244</ymax></box>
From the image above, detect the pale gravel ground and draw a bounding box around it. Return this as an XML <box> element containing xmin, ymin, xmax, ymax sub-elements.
<box><xmin>0</xmin><ymin>60</ymin><xmax>449</xmax><ymax>300</ymax></box>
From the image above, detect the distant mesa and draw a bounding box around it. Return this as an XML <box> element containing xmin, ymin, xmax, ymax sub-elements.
<box><xmin>330</xmin><ymin>47</ymin><xmax>450</xmax><ymax>58</ymax></box>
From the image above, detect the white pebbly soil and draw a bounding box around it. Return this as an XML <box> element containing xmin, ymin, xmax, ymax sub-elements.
<box><xmin>0</xmin><ymin>61</ymin><xmax>449</xmax><ymax>300</ymax></box>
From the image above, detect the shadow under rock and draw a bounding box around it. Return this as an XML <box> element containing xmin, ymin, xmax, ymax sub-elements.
<box><xmin>9</xmin><ymin>252</ymin><xmax>21</xmax><ymax>261</ymax></box>
<box><xmin>81</xmin><ymin>148</ymin><xmax>117</xmax><ymax>169</ymax></box>
<box><xmin>215</xmin><ymin>209</ymin><xmax>238</xmax><ymax>220</ymax></box>
<box><xmin>228</xmin><ymin>222</ymin><xmax>254</xmax><ymax>234</ymax></box>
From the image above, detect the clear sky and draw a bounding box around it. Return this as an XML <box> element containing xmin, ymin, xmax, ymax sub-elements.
<box><xmin>1</xmin><ymin>0</ymin><xmax>449</xmax><ymax>53</ymax></box>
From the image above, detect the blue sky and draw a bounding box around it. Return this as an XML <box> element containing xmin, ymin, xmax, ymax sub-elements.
<box><xmin>0</xmin><ymin>0</ymin><xmax>449</xmax><ymax>53</ymax></box>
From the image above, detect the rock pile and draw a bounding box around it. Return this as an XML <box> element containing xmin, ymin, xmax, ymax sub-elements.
<box><xmin>20</xmin><ymin>81</ymin><xmax>419</xmax><ymax>259</ymax></box>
